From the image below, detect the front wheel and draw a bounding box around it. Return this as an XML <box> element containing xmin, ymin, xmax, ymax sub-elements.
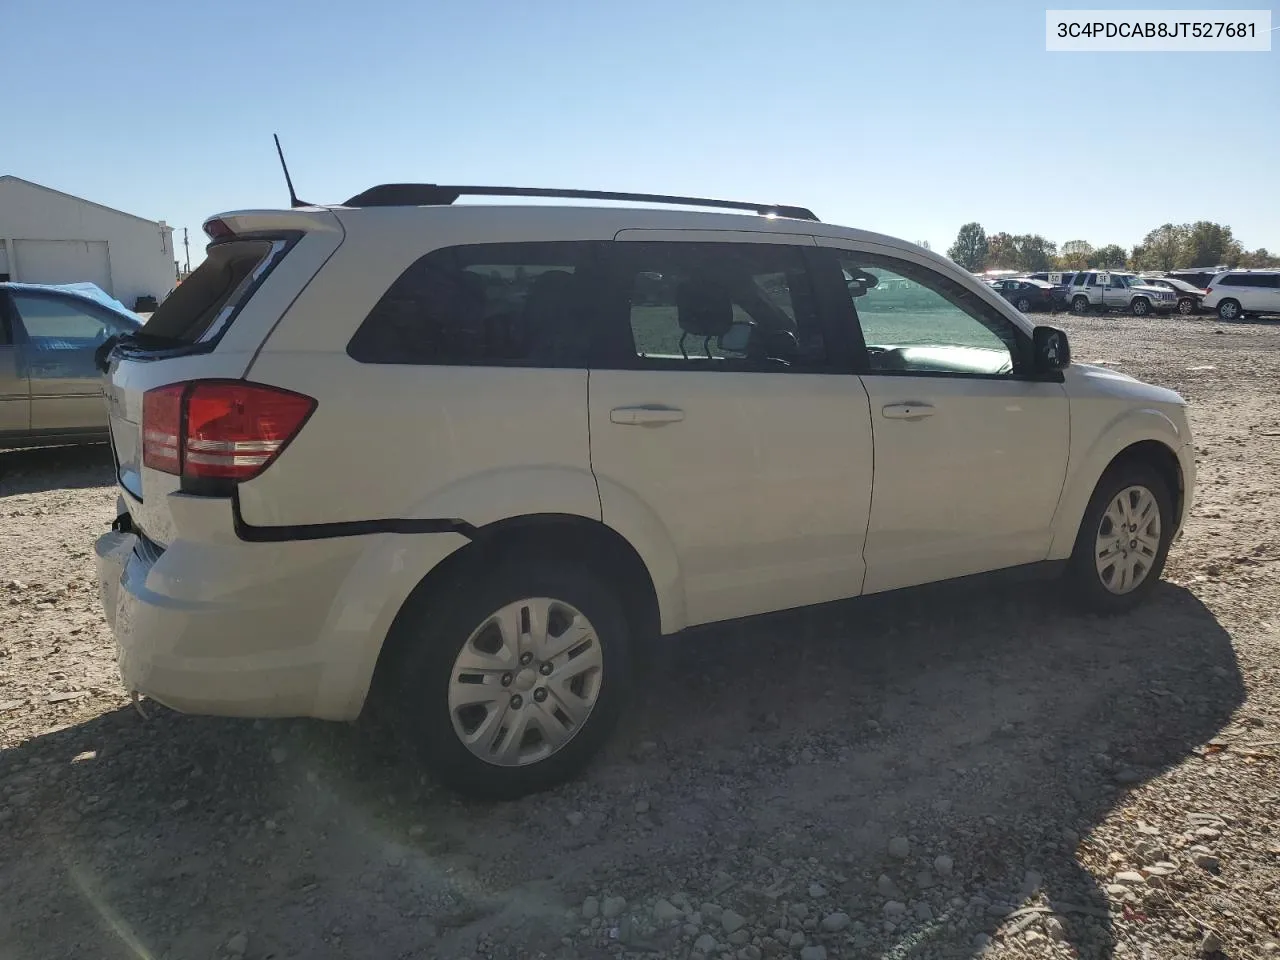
<box><xmin>1131</xmin><ymin>297</ymin><xmax>1151</xmax><ymax>317</ymax></box>
<box><xmin>1218</xmin><ymin>299</ymin><xmax>1241</xmax><ymax>321</ymax></box>
<box><xmin>391</xmin><ymin>559</ymin><xmax>632</xmax><ymax>799</ymax></box>
<box><xmin>1067</xmin><ymin>462</ymin><xmax>1173</xmax><ymax>614</ymax></box>
<box><xmin>1072</xmin><ymin>295</ymin><xmax>1091</xmax><ymax>314</ymax></box>
<box><xmin>1015</xmin><ymin>297</ymin><xmax>1032</xmax><ymax>312</ymax></box>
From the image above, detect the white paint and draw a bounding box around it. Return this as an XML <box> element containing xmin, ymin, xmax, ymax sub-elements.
<box><xmin>0</xmin><ymin>176</ymin><xmax>174</xmax><ymax>306</ymax></box>
<box><xmin>12</xmin><ymin>239</ymin><xmax>111</xmax><ymax>291</ymax></box>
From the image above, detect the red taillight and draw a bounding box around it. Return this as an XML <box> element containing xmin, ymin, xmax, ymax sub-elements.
<box><xmin>142</xmin><ymin>384</ymin><xmax>184</xmax><ymax>474</ymax></box>
<box><xmin>1203</xmin><ymin>287</ymin><xmax>1212</xmax><ymax>295</ymax></box>
<box><xmin>142</xmin><ymin>381</ymin><xmax>316</xmax><ymax>483</ymax></box>
<box><xmin>203</xmin><ymin>218</ymin><xmax>235</xmax><ymax>241</ymax></box>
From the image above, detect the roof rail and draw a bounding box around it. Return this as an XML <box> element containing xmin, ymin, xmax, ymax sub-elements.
<box><xmin>340</xmin><ymin>184</ymin><xmax>818</xmax><ymax>221</ymax></box>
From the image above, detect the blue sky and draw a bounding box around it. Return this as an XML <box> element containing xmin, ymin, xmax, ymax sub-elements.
<box><xmin>2</xmin><ymin>0</ymin><xmax>1276</xmax><ymax>264</ymax></box>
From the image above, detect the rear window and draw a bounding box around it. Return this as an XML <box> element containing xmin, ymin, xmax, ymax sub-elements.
<box><xmin>138</xmin><ymin>238</ymin><xmax>285</xmax><ymax>346</ymax></box>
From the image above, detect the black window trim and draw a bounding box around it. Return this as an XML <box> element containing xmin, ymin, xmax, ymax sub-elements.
<box><xmin>0</xmin><ymin>291</ymin><xmax>14</xmax><ymax>347</ymax></box>
<box><xmin>815</xmin><ymin>245</ymin><xmax>1041</xmax><ymax>383</ymax></box>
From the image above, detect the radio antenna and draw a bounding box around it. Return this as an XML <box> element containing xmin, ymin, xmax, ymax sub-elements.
<box><xmin>273</xmin><ymin>134</ymin><xmax>311</xmax><ymax>208</ymax></box>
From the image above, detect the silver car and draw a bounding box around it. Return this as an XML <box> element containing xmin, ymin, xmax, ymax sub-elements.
<box><xmin>0</xmin><ymin>282</ymin><xmax>141</xmax><ymax>447</ymax></box>
<box><xmin>1066</xmin><ymin>272</ymin><xmax>1177</xmax><ymax>316</ymax></box>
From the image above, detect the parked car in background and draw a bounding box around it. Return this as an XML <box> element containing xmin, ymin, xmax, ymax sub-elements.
<box><xmin>1</xmin><ymin>282</ymin><xmax>141</xmax><ymax>448</ymax></box>
<box><xmin>93</xmin><ymin>184</ymin><xmax>1194</xmax><ymax>798</ymax></box>
<box><xmin>1201</xmin><ymin>270</ymin><xmax>1280</xmax><ymax>321</ymax></box>
<box><xmin>1137</xmin><ymin>276</ymin><xmax>1206</xmax><ymax>316</ymax></box>
<box><xmin>989</xmin><ymin>277</ymin><xmax>1061</xmax><ymax>312</ymax></box>
<box><xmin>1028</xmin><ymin>270</ymin><xmax>1077</xmax><ymax>290</ymax></box>
<box><xmin>1168</xmin><ymin>267</ymin><xmax>1230</xmax><ymax>289</ymax></box>
<box><xmin>1067</xmin><ymin>272</ymin><xmax>1177</xmax><ymax>316</ymax></box>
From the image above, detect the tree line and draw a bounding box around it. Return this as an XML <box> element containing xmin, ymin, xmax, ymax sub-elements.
<box><xmin>945</xmin><ymin>221</ymin><xmax>1280</xmax><ymax>274</ymax></box>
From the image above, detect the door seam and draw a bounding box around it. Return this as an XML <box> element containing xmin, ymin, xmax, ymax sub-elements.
<box><xmin>586</xmin><ymin>367</ymin><xmax>604</xmax><ymax>521</ymax></box>
<box><xmin>856</xmin><ymin>373</ymin><xmax>874</xmax><ymax>596</ymax></box>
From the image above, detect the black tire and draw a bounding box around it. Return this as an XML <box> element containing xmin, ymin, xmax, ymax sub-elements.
<box><xmin>389</xmin><ymin>557</ymin><xmax>632</xmax><ymax>799</ymax></box>
<box><xmin>1178</xmin><ymin>297</ymin><xmax>1195</xmax><ymax>316</ymax></box>
<box><xmin>1072</xmin><ymin>295</ymin><xmax>1090</xmax><ymax>314</ymax></box>
<box><xmin>1067</xmin><ymin>460</ymin><xmax>1174</xmax><ymax>615</ymax></box>
<box><xmin>1217</xmin><ymin>299</ymin><xmax>1241</xmax><ymax>321</ymax></box>
<box><xmin>1131</xmin><ymin>297</ymin><xmax>1150</xmax><ymax>317</ymax></box>
<box><xmin>1015</xmin><ymin>297</ymin><xmax>1032</xmax><ymax>312</ymax></box>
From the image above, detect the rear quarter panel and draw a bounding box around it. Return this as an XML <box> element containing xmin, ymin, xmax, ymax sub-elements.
<box><xmin>239</xmin><ymin>206</ymin><xmax>608</xmax><ymax>529</ymax></box>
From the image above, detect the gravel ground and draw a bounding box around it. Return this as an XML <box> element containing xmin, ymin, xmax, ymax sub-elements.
<box><xmin>2</xmin><ymin>312</ymin><xmax>1278</xmax><ymax>960</ymax></box>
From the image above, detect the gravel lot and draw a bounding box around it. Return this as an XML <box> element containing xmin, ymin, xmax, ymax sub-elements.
<box><xmin>2</xmin><ymin>312</ymin><xmax>1278</xmax><ymax>960</ymax></box>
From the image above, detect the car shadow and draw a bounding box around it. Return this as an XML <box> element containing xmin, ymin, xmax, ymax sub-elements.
<box><xmin>0</xmin><ymin>578</ymin><xmax>1240</xmax><ymax>960</ymax></box>
<box><xmin>0</xmin><ymin>443</ymin><xmax>114</xmax><ymax>495</ymax></box>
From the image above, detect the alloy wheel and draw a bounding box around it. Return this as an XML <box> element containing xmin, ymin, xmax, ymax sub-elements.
<box><xmin>447</xmin><ymin>597</ymin><xmax>603</xmax><ymax>766</ymax></box>
<box><xmin>1094</xmin><ymin>485</ymin><xmax>1162</xmax><ymax>595</ymax></box>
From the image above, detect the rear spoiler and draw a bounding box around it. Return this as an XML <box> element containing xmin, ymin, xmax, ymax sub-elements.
<box><xmin>202</xmin><ymin>209</ymin><xmax>342</xmax><ymax>239</ymax></box>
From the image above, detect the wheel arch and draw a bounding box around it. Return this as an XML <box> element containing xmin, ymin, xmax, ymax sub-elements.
<box><xmin>1049</xmin><ymin>424</ymin><xmax>1188</xmax><ymax>560</ymax></box>
<box><xmin>367</xmin><ymin>513</ymin><xmax>664</xmax><ymax>705</ymax></box>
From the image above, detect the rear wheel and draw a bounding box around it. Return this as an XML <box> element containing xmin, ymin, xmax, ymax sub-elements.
<box><xmin>1218</xmin><ymin>299</ymin><xmax>1241</xmax><ymax>321</ymax></box>
<box><xmin>1178</xmin><ymin>297</ymin><xmax>1195</xmax><ymax>315</ymax></box>
<box><xmin>391</xmin><ymin>558</ymin><xmax>632</xmax><ymax>799</ymax></box>
<box><xmin>1067</xmin><ymin>461</ymin><xmax>1173</xmax><ymax>614</ymax></box>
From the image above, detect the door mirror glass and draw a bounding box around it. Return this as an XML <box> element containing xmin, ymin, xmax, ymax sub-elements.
<box><xmin>1033</xmin><ymin>325</ymin><xmax>1071</xmax><ymax>373</ymax></box>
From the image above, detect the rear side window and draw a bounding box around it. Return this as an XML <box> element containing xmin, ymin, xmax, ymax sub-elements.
<box><xmin>1219</xmin><ymin>274</ymin><xmax>1248</xmax><ymax>286</ymax></box>
<box><xmin>347</xmin><ymin>242</ymin><xmax>597</xmax><ymax>366</ymax></box>
<box><xmin>139</xmin><ymin>238</ymin><xmax>286</xmax><ymax>346</ymax></box>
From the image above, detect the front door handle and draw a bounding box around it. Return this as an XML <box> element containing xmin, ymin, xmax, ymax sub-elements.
<box><xmin>610</xmin><ymin>405</ymin><xmax>685</xmax><ymax>426</ymax></box>
<box><xmin>881</xmin><ymin>402</ymin><xmax>936</xmax><ymax>421</ymax></box>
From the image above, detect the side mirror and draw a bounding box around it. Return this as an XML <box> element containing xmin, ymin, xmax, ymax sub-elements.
<box><xmin>717</xmin><ymin>321</ymin><xmax>752</xmax><ymax>354</ymax></box>
<box><xmin>1033</xmin><ymin>325</ymin><xmax>1071</xmax><ymax>374</ymax></box>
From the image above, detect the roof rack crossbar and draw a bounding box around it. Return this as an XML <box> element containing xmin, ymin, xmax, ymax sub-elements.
<box><xmin>341</xmin><ymin>184</ymin><xmax>818</xmax><ymax>221</ymax></box>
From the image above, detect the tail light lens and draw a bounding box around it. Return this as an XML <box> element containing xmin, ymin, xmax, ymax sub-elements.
<box><xmin>142</xmin><ymin>381</ymin><xmax>316</xmax><ymax>485</ymax></box>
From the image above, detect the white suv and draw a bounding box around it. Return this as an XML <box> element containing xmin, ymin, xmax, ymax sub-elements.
<box><xmin>1201</xmin><ymin>270</ymin><xmax>1280</xmax><ymax>320</ymax></box>
<box><xmin>94</xmin><ymin>185</ymin><xmax>1196</xmax><ymax>798</ymax></box>
<box><xmin>1066</xmin><ymin>271</ymin><xmax>1178</xmax><ymax>316</ymax></box>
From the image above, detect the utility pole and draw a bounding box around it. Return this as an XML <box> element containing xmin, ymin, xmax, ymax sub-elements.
<box><xmin>183</xmin><ymin>228</ymin><xmax>191</xmax><ymax>276</ymax></box>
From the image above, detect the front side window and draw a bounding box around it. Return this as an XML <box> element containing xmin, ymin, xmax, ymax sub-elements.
<box><xmin>835</xmin><ymin>252</ymin><xmax>1021</xmax><ymax>376</ymax></box>
<box><xmin>12</xmin><ymin>294</ymin><xmax>123</xmax><ymax>350</ymax></box>
<box><xmin>348</xmin><ymin>241</ymin><xmax>597</xmax><ymax>366</ymax></box>
<box><xmin>607</xmin><ymin>242</ymin><xmax>828</xmax><ymax>371</ymax></box>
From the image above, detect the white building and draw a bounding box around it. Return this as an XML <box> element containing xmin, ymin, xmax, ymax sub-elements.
<box><xmin>0</xmin><ymin>175</ymin><xmax>176</xmax><ymax>308</ymax></box>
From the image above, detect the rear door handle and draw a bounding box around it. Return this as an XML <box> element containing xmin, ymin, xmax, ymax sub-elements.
<box><xmin>881</xmin><ymin>402</ymin><xmax>935</xmax><ymax>421</ymax></box>
<box><xmin>610</xmin><ymin>405</ymin><xmax>685</xmax><ymax>426</ymax></box>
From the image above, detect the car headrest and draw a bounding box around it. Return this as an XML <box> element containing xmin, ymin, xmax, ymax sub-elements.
<box><xmin>676</xmin><ymin>280</ymin><xmax>733</xmax><ymax>337</ymax></box>
<box><xmin>523</xmin><ymin>270</ymin><xmax>577</xmax><ymax>317</ymax></box>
